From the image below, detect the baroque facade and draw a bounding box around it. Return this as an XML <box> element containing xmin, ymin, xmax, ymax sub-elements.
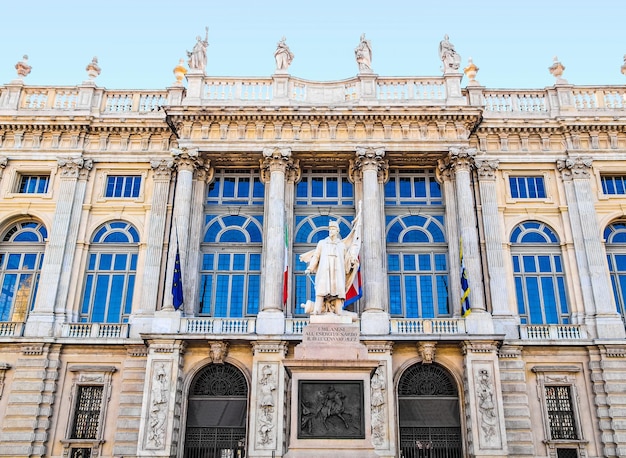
<box><xmin>0</xmin><ymin>38</ymin><xmax>626</xmax><ymax>458</ymax></box>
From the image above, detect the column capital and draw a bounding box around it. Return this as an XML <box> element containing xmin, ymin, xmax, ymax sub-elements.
<box><xmin>194</xmin><ymin>161</ymin><xmax>214</xmax><ymax>183</ymax></box>
<box><xmin>557</xmin><ymin>156</ymin><xmax>592</xmax><ymax>180</ymax></box>
<box><xmin>260</xmin><ymin>147</ymin><xmax>293</xmax><ymax>182</ymax></box>
<box><xmin>461</xmin><ymin>340</ymin><xmax>499</xmax><ymax>355</ymax></box>
<box><xmin>0</xmin><ymin>156</ymin><xmax>7</xmax><ymax>181</ymax></box>
<box><xmin>353</xmin><ymin>146</ymin><xmax>388</xmax><ymax>182</ymax></box>
<box><xmin>171</xmin><ymin>147</ymin><xmax>202</xmax><ymax>172</ymax></box>
<box><xmin>444</xmin><ymin>146</ymin><xmax>477</xmax><ymax>172</ymax></box>
<box><xmin>475</xmin><ymin>159</ymin><xmax>499</xmax><ymax>181</ymax></box>
<box><xmin>57</xmin><ymin>156</ymin><xmax>93</xmax><ymax>179</ymax></box>
<box><xmin>150</xmin><ymin>158</ymin><xmax>175</xmax><ymax>182</ymax></box>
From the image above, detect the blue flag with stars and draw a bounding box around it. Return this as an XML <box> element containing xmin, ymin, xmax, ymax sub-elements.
<box><xmin>172</xmin><ymin>242</ymin><xmax>184</xmax><ymax>310</ymax></box>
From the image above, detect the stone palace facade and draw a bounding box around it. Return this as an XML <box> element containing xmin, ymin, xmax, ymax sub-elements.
<box><xmin>1</xmin><ymin>37</ymin><xmax>626</xmax><ymax>458</ymax></box>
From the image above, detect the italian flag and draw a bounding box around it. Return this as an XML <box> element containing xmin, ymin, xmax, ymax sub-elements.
<box><xmin>283</xmin><ymin>224</ymin><xmax>289</xmax><ymax>306</ymax></box>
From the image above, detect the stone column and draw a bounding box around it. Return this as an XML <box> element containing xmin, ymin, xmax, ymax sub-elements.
<box><xmin>25</xmin><ymin>157</ymin><xmax>92</xmax><ymax>337</ymax></box>
<box><xmin>137</xmin><ymin>339</ymin><xmax>186</xmax><ymax>458</ymax></box>
<box><xmin>476</xmin><ymin>159</ymin><xmax>518</xmax><ymax>337</ymax></box>
<box><xmin>443</xmin><ymin>147</ymin><xmax>493</xmax><ymax>334</ymax></box>
<box><xmin>283</xmin><ymin>160</ymin><xmax>300</xmax><ymax>317</ymax></box>
<box><xmin>256</xmin><ymin>147</ymin><xmax>294</xmax><ymax>335</ymax></box>
<box><xmin>185</xmin><ymin>163</ymin><xmax>213</xmax><ymax>317</ymax></box>
<box><xmin>132</xmin><ymin>159</ymin><xmax>173</xmax><ymax>335</ymax></box>
<box><xmin>557</xmin><ymin>157</ymin><xmax>626</xmax><ymax>339</ymax></box>
<box><xmin>437</xmin><ymin>164</ymin><xmax>461</xmax><ymax>314</ymax></box>
<box><xmin>353</xmin><ymin>146</ymin><xmax>389</xmax><ymax>335</ymax></box>
<box><xmin>462</xmin><ymin>341</ymin><xmax>509</xmax><ymax>458</ymax></box>
<box><xmin>248</xmin><ymin>341</ymin><xmax>289</xmax><ymax>457</ymax></box>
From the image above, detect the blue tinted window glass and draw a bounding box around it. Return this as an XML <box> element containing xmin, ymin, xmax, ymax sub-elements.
<box><xmin>389</xmin><ymin>276</ymin><xmax>402</xmax><ymax>315</ymax></box>
<box><xmin>385</xmin><ymin>179</ymin><xmax>396</xmax><ymax>198</ymax></box>
<box><xmin>124</xmin><ymin>275</ymin><xmax>135</xmax><ymax>315</ymax></box>
<box><xmin>388</xmin><ymin>254</ymin><xmax>400</xmax><ymax>271</ymax></box>
<box><xmin>420</xmin><ymin>276</ymin><xmax>434</xmax><ymax>318</ymax></box>
<box><xmin>199</xmin><ymin>276</ymin><xmax>213</xmax><ymax>314</ymax></box>
<box><xmin>81</xmin><ymin>275</ymin><xmax>93</xmax><ymax>315</ymax></box>
<box><xmin>414</xmin><ymin>178</ymin><xmax>426</xmax><ymax>197</ymax></box>
<box><xmin>253</xmin><ymin>179</ymin><xmax>264</xmax><ymax>198</ymax></box>
<box><xmin>615</xmin><ymin>255</ymin><xmax>626</xmax><ymax>271</ymax></box>
<box><xmin>342</xmin><ymin>180</ymin><xmax>353</xmax><ymax>197</ymax></box>
<box><xmin>207</xmin><ymin>180</ymin><xmax>219</xmax><ymax>198</ymax></box>
<box><xmin>436</xmin><ymin>276</ymin><xmax>449</xmax><ymax>315</ymax></box>
<box><xmin>230</xmin><ymin>276</ymin><xmax>244</xmax><ymax>317</ymax></box>
<box><xmin>554</xmin><ymin>256</ymin><xmax>562</xmax><ymax>273</ymax></box>
<box><xmin>103</xmin><ymin>232</ymin><xmax>130</xmax><ymax>243</ymax></box>
<box><xmin>92</xmin><ymin>275</ymin><xmax>110</xmax><ymax>322</ymax></box>
<box><xmin>525</xmin><ymin>277</ymin><xmax>542</xmax><ymax>324</ymax></box>
<box><xmin>430</xmin><ymin>180</ymin><xmax>441</xmax><ymax>198</ymax></box>
<box><xmin>541</xmin><ymin>277</ymin><xmax>558</xmax><ymax>324</ymax></box>
<box><xmin>514</xmin><ymin>277</ymin><xmax>525</xmax><ymax>316</ymax></box>
<box><xmin>14</xmin><ymin>232</ymin><xmax>39</xmax><ymax>242</ymax></box>
<box><xmin>221</xmin><ymin>229</ymin><xmax>246</xmax><ymax>243</ymax></box>
<box><xmin>538</xmin><ymin>256</ymin><xmax>551</xmax><ymax>273</ymax></box>
<box><xmin>22</xmin><ymin>253</ymin><xmax>36</xmax><ymax>270</ymax></box>
<box><xmin>403</xmin><ymin>254</ymin><xmax>416</xmax><ymax>271</ymax></box>
<box><xmin>399</xmin><ymin>178</ymin><xmax>411</xmax><ymax>197</ymax></box>
<box><xmin>523</xmin><ymin>256</ymin><xmax>536</xmax><ymax>273</ymax></box>
<box><xmin>403</xmin><ymin>230</ymin><xmax>429</xmax><ymax>243</ymax></box>
<box><xmin>557</xmin><ymin>277</ymin><xmax>568</xmax><ymax>315</ymax></box>
<box><xmin>88</xmin><ymin>254</ymin><xmax>97</xmax><ymax>270</ymax></box>
<box><xmin>327</xmin><ymin>178</ymin><xmax>338</xmax><ymax>197</ymax></box>
<box><xmin>435</xmin><ymin>254</ymin><xmax>447</xmax><ymax>271</ymax></box>
<box><xmin>114</xmin><ymin>254</ymin><xmax>127</xmax><ymax>270</ymax></box>
<box><xmin>311</xmin><ymin>177</ymin><xmax>323</xmax><ymax>197</ymax></box>
<box><xmin>106</xmin><ymin>274</ymin><xmax>124</xmax><ymax>322</ymax></box>
<box><xmin>237</xmin><ymin>178</ymin><xmax>250</xmax><ymax>198</ymax></box>
<box><xmin>0</xmin><ymin>275</ymin><xmax>17</xmax><ymax>321</ymax></box>
<box><xmin>202</xmin><ymin>254</ymin><xmax>214</xmax><ymax>270</ymax></box>
<box><xmin>233</xmin><ymin>254</ymin><xmax>245</xmax><ymax>271</ymax></box>
<box><xmin>99</xmin><ymin>254</ymin><xmax>112</xmax><ymax>270</ymax></box>
<box><xmin>418</xmin><ymin>254</ymin><xmax>431</xmax><ymax>270</ymax></box>
<box><xmin>296</xmin><ymin>179</ymin><xmax>308</xmax><ymax>198</ymax></box>
<box><xmin>246</xmin><ymin>223</ymin><xmax>262</xmax><ymax>243</ymax></box>
<box><xmin>512</xmin><ymin>255</ymin><xmax>520</xmax><ymax>272</ymax></box>
<box><xmin>521</xmin><ymin>232</ymin><xmax>547</xmax><ymax>243</ymax></box>
<box><xmin>130</xmin><ymin>254</ymin><xmax>137</xmax><ymax>270</ymax></box>
<box><xmin>250</xmin><ymin>254</ymin><xmax>261</xmax><ymax>270</ymax></box>
<box><xmin>404</xmin><ymin>276</ymin><xmax>418</xmax><ymax>317</ymax></box>
<box><xmin>222</xmin><ymin>178</ymin><xmax>235</xmax><ymax>197</ymax></box>
<box><xmin>214</xmin><ymin>275</ymin><xmax>229</xmax><ymax>317</ymax></box>
<box><xmin>217</xmin><ymin>254</ymin><xmax>230</xmax><ymax>270</ymax></box>
<box><xmin>247</xmin><ymin>275</ymin><xmax>260</xmax><ymax>315</ymax></box>
<box><xmin>7</xmin><ymin>254</ymin><xmax>21</xmax><ymax>270</ymax></box>
<box><xmin>387</xmin><ymin>222</ymin><xmax>403</xmax><ymax>243</ymax></box>
<box><xmin>204</xmin><ymin>221</ymin><xmax>221</xmax><ymax>242</ymax></box>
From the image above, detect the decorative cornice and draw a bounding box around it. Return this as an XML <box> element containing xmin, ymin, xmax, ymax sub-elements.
<box><xmin>252</xmin><ymin>341</ymin><xmax>289</xmax><ymax>356</ymax></box>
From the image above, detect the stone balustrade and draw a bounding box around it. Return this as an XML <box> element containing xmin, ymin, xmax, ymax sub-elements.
<box><xmin>2</xmin><ymin>76</ymin><xmax>626</xmax><ymax>116</ymax></box>
<box><xmin>183</xmin><ymin>317</ymin><xmax>256</xmax><ymax>334</ymax></box>
<box><xmin>60</xmin><ymin>322</ymin><xmax>129</xmax><ymax>338</ymax></box>
<box><xmin>520</xmin><ymin>324</ymin><xmax>587</xmax><ymax>340</ymax></box>
<box><xmin>390</xmin><ymin>318</ymin><xmax>466</xmax><ymax>335</ymax></box>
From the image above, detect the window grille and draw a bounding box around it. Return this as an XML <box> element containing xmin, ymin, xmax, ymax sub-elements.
<box><xmin>69</xmin><ymin>448</ymin><xmax>92</xmax><ymax>458</ymax></box>
<box><xmin>18</xmin><ymin>174</ymin><xmax>49</xmax><ymax>193</ymax></box>
<box><xmin>509</xmin><ymin>176</ymin><xmax>546</xmax><ymax>198</ymax></box>
<box><xmin>556</xmin><ymin>448</ymin><xmax>578</xmax><ymax>458</ymax></box>
<box><xmin>545</xmin><ymin>386</ymin><xmax>578</xmax><ymax>440</ymax></box>
<box><xmin>601</xmin><ymin>175</ymin><xmax>626</xmax><ymax>195</ymax></box>
<box><xmin>105</xmin><ymin>175</ymin><xmax>141</xmax><ymax>198</ymax></box>
<box><xmin>71</xmin><ymin>385</ymin><xmax>103</xmax><ymax>439</ymax></box>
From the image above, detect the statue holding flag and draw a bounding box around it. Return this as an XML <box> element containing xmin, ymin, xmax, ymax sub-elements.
<box><xmin>299</xmin><ymin>202</ymin><xmax>362</xmax><ymax>318</ymax></box>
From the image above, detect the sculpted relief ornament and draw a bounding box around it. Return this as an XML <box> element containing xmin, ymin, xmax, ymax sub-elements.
<box><xmin>370</xmin><ymin>366</ymin><xmax>387</xmax><ymax>447</ymax></box>
<box><xmin>257</xmin><ymin>364</ymin><xmax>277</xmax><ymax>447</ymax></box>
<box><xmin>476</xmin><ymin>367</ymin><xmax>500</xmax><ymax>448</ymax></box>
<box><xmin>147</xmin><ymin>363</ymin><xmax>170</xmax><ymax>449</ymax></box>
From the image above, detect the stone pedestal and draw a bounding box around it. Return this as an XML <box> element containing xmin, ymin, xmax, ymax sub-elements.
<box><xmin>285</xmin><ymin>321</ymin><xmax>379</xmax><ymax>457</ymax></box>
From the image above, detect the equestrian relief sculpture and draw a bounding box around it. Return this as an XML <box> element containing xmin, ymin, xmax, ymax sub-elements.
<box><xmin>299</xmin><ymin>202</ymin><xmax>362</xmax><ymax>320</ymax></box>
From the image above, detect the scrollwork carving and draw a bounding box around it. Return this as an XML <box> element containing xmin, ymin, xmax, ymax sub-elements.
<box><xmin>476</xmin><ymin>367</ymin><xmax>499</xmax><ymax>447</ymax></box>
<box><xmin>257</xmin><ymin>364</ymin><xmax>277</xmax><ymax>447</ymax></box>
<box><xmin>147</xmin><ymin>363</ymin><xmax>169</xmax><ymax>449</ymax></box>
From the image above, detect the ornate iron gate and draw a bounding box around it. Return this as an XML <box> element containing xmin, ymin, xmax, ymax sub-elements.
<box><xmin>184</xmin><ymin>426</ymin><xmax>246</xmax><ymax>458</ymax></box>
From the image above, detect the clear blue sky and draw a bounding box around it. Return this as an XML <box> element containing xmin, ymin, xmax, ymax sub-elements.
<box><xmin>1</xmin><ymin>0</ymin><xmax>624</xmax><ymax>90</ymax></box>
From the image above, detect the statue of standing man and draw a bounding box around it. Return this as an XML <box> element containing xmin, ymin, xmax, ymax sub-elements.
<box><xmin>439</xmin><ymin>34</ymin><xmax>461</xmax><ymax>73</ymax></box>
<box><xmin>187</xmin><ymin>27</ymin><xmax>209</xmax><ymax>72</ymax></box>
<box><xmin>300</xmin><ymin>202</ymin><xmax>362</xmax><ymax>317</ymax></box>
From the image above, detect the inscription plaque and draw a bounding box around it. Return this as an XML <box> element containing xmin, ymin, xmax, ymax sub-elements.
<box><xmin>297</xmin><ymin>380</ymin><xmax>364</xmax><ymax>439</ymax></box>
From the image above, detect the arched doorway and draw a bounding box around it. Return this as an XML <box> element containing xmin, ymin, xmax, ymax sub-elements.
<box><xmin>397</xmin><ymin>363</ymin><xmax>462</xmax><ymax>458</ymax></box>
<box><xmin>184</xmin><ymin>363</ymin><xmax>248</xmax><ymax>458</ymax></box>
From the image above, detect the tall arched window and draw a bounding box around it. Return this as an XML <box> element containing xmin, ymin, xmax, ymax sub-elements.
<box><xmin>0</xmin><ymin>221</ymin><xmax>47</xmax><ymax>322</ymax></box>
<box><xmin>604</xmin><ymin>221</ymin><xmax>626</xmax><ymax>324</ymax></box>
<box><xmin>510</xmin><ymin>221</ymin><xmax>569</xmax><ymax>324</ymax></box>
<box><xmin>386</xmin><ymin>214</ymin><xmax>448</xmax><ymax>318</ymax></box>
<box><xmin>80</xmin><ymin>221</ymin><xmax>139</xmax><ymax>323</ymax></box>
<box><xmin>293</xmin><ymin>215</ymin><xmax>356</xmax><ymax>315</ymax></box>
<box><xmin>199</xmin><ymin>214</ymin><xmax>263</xmax><ymax>317</ymax></box>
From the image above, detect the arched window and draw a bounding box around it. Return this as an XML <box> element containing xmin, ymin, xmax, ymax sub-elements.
<box><xmin>397</xmin><ymin>363</ymin><xmax>462</xmax><ymax>457</ymax></box>
<box><xmin>0</xmin><ymin>221</ymin><xmax>47</xmax><ymax>322</ymax></box>
<box><xmin>386</xmin><ymin>214</ymin><xmax>448</xmax><ymax>318</ymax></box>
<box><xmin>200</xmin><ymin>214</ymin><xmax>263</xmax><ymax>317</ymax></box>
<box><xmin>293</xmin><ymin>215</ymin><xmax>356</xmax><ymax>315</ymax></box>
<box><xmin>80</xmin><ymin>221</ymin><xmax>139</xmax><ymax>323</ymax></box>
<box><xmin>184</xmin><ymin>363</ymin><xmax>248</xmax><ymax>457</ymax></box>
<box><xmin>510</xmin><ymin>221</ymin><xmax>569</xmax><ymax>324</ymax></box>
<box><xmin>604</xmin><ymin>222</ymin><xmax>626</xmax><ymax>324</ymax></box>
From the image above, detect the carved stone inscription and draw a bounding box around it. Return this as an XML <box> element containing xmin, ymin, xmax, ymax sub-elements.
<box><xmin>298</xmin><ymin>381</ymin><xmax>364</xmax><ymax>439</ymax></box>
<box><xmin>303</xmin><ymin>325</ymin><xmax>359</xmax><ymax>344</ymax></box>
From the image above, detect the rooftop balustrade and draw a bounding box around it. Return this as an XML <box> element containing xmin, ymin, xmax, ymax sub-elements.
<box><xmin>1</xmin><ymin>73</ymin><xmax>625</xmax><ymax>117</ymax></box>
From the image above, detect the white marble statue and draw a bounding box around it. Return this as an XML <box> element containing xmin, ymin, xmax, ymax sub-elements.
<box><xmin>439</xmin><ymin>34</ymin><xmax>461</xmax><ymax>73</ymax></box>
<box><xmin>355</xmin><ymin>33</ymin><xmax>372</xmax><ymax>73</ymax></box>
<box><xmin>187</xmin><ymin>27</ymin><xmax>209</xmax><ymax>71</ymax></box>
<box><xmin>274</xmin><ymin>36</ymin><xmax>294</xmax><ymax>71</ymax></box>
<box><xmin>300</xmin><ymin>203</ymin><xmax>362</xmax><ymax>316</ymax></box>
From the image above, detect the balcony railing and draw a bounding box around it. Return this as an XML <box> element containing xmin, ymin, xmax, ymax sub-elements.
<box><xmin>390</xmin><ymin>318</ymin><xmax>466</xmax><ymax>335</ymax></box>
<box><xmin>286</xmin><ymin>318</ymin><xmax>309</xmax><ymax>334</ymax></box>
<box><xmin>183</xmin><ymin>317</ymin><xmax>256</xmax><ymax>334</ymax></box>
<box><xmin>520</xmin><ymin>324</ymin><xmax>586</xmax><ymax>340</ymax></box>
<box><xmin>61</xmin><ymin>323</ymin><xmax>129</xmax><ymax>338</ymax></box>
<box><xmin>0</xmin><ymin>322</ymin><xmax>24</xmax><ymax>337</ymax></box>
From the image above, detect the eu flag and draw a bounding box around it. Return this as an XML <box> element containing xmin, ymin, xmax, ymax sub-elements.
<box><xmin>172</xmin><ymin>243</ymin><xmax>184</xmax><ymax>310</ymax></box>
